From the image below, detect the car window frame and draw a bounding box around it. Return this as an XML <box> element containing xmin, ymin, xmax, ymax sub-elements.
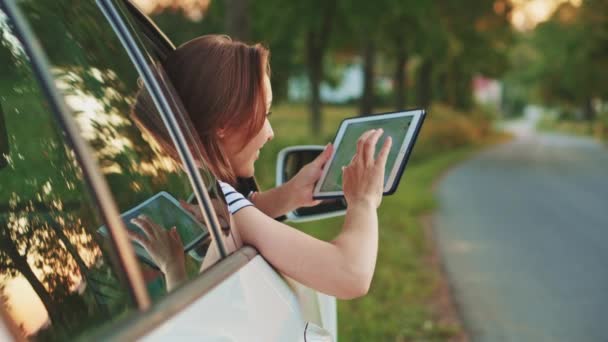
<box><xmin>121</xmin><ymin>0</ymin><xmax>175</xmax><ymax>59</ymax></box>
<box><xmin>98</xmin><ymin>0</ymin><xmax>229</xmax><ymax>259</ymax></box>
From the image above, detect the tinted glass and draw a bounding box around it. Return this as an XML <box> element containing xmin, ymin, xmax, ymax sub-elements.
<box><xmin>16</xmin><ymin>1</ymin><xmax>222</xmax><ymax>301</ymax></box>
<box><xmin>115</xmin><ymin>0</ymin><xmax>238</xmax><ymax>253</ymax></box>
<box><xmin>0</xmin><ymin>10</ymin><xmax>134</xmax><ymax>339</ymax></box>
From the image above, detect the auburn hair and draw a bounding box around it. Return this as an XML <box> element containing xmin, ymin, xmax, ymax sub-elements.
<box><xmin>163</xmin><ymin>35</ymin><xmax>270</xmax><ymax>184</ymax></box>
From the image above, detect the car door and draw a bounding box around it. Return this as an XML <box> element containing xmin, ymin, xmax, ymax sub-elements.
<box><xmin>0</xmin><ymin>0</ymin><xmax>330</xmax><ymax>341</ymax></box>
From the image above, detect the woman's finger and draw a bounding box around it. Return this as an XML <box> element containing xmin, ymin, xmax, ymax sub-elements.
<box><xmin>356</xmin><ymin>129</ymin><xmax>375</xmax><ymax>159</ymax></box>
<box><xmin>179</xmin><ymin>200</ymin><xmax>196</xmax><ymax>216</ymax></box>
<box><xmin>131</xmin><ymin>216</ymin><xmax>156</xmax><ymax>239</ymax></box>
<box><xmin>363</xmin><ymin>129</ymin><xmax>384</xmax><ymax>166</ymax></box>
<box><xmin>171</xmin><ymin>227</ymin><xmax>182</xmax><ymax>244</ymax></box>
<box><xmin>127</xmin><ymin>229</ymin><xmax>149</xmax><ymax>249</ymax></box>
<box><xmin>376</xmin><ymin>136</ymin><xmax>393</xmax><ymax>168</ymax></box>
<box><xmin>312</xmin><ymin>143</ymin><xmax>334</xmax><ymax>168</ymax></box>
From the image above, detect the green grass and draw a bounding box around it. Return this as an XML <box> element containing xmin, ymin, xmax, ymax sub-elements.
<box><xmin>256</xmin><ymin>103</ymin><xmax>501</xmax><ymax>340</ymax></box>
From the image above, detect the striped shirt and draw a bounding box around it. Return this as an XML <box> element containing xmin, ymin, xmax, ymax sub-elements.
<box><xmin>219</xmin><ymin>181</ymin><xmax>253</xmax><ymax>214</ymax></box>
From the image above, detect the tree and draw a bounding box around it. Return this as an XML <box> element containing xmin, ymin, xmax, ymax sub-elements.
<box><xmin>224</xmin><ymin>0</ymin><xmax>250</xmax><ymax>41</ymax></box>
<box><xmin>261</xmin><ymin>0</ymin><xmax>338</xmax><ymax>134</ymax></box>
<box><xmin>381</xmin><ymin>0</ymin><xmax>431</xmax><ymax>110</ymax></box>
<box><xmin>530</xmin><ymin>2</ymin><xmax>606</xmax><ymax>119</ymax></box>
<box><xmin>435</xmin><ymin>0</ymin><xmax>513</xmax><ymax>111</ymax></box>
<box><xmin>303</xmin><ymin>0</ymin><xmax>338</xmax><ymax>133</ymax></box>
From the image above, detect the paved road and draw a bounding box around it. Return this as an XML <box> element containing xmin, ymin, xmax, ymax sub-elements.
<box><xmin>434</xmin><ymin>120</ymin><xmax>608</xmax><ymax>341</ymax></box>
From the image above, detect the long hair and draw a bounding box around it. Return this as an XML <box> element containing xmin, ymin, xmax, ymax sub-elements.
<box><xmin>162</xmin><ymin>35</ymin><xmax>270</xmax><ymax>185</ymax></box>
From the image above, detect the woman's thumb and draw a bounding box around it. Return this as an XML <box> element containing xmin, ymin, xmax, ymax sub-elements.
<box><xmin>314</xmin><ymin>143</ymin><xmax>333</xmax><ymax>166</ymax></box>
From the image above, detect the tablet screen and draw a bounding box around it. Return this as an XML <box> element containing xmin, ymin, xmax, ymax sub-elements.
<box><xmin>98</xmin><ymin>192</ymin><xmax>208</xmax><ymax>265</ymax></box>
<box><xmin>315</xmin><ymin>110</ymin><xmax>424</xmax><ymax>197</ymax></box>
<box><xmin>121</xmin><ymin>193</ymin><xmax>206</xmax><ymax>250</ymax></box>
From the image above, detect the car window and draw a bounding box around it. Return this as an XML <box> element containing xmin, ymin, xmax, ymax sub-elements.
<box><xmin>113</xmin><ymin>0</ymin><xmax>239</xmax><ymax>254</ymax></box>
<box><xmin>0</xmin><ymin>10</ymin><xmax>135</xmax><ymax>339</ymax></box>
<box><xmin>15</xmin><ymin>1</ymin><xmax>224</xmax><ymax>301</ymax></box>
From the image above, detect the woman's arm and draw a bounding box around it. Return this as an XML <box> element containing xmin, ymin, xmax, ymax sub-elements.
<box><xmin>235</xmin><ymin>129</ymin><xmax>391</xmax><ymax>299</ymax></box>
<box><xmin>250</xmin><ymin>144</ymin><xmax>333</xmax><ymax>218</ymax></box>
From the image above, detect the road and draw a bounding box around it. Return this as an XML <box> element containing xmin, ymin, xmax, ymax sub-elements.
<box><xmin>434</xmin><ymin>115</ymin><xmax>608</xmax><ymax>341</ymax></box>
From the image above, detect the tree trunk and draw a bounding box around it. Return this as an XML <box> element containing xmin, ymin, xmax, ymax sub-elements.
<box><xmin>224</xmin><ymin>0</ymin><xmax>250</xmax><ymax>41</ymax></box>
<box><xmin>583</xmin><ymin>97</ymin><xmax>595</xmax><ymax>121</ymax></box>
<box><xmin>51</xmin><ymin>223</ymin><xmax>89</xmax><ymax>277</ymax></box>
<box><xmin>447</xmin><ymin>59</ymin><xmax>472</xmax><ymax>111</ymax></box>
<box><xmin>455</xmin><ymin>71</ymin><xmax>472</xmax><ymax>111</ymax></box>
<box><xmin>3</xmin><ymin>237</ymin><xmax>62</xmax><ymax>326</ymax></box>
<box><xmin>304</xmin><ymin>0</ymin><xmax>336</xmax><ymax>136</ymax></box>
<box><xmin>417</xmin><ymin>59</ymin><xmax>433</xmax><ymax>108</ymax></box>
<box><xmin>436</xmin><ymin>70</ymin><xmax>448</xmax><ymax>104</ymax></box>
<box><xmin>307</xmin><ymin>32</ymin><xmax>323</xmax><ymax>135</ymax></box>
<box><xmin>360</xmin><ymin>39</ymin><xmax>376</xmax><ymax>116</ymax></box>
<box><xmin>393</xmin><ymin>44</ymin><xmax>407</xmax><ymax>111</ymax></box>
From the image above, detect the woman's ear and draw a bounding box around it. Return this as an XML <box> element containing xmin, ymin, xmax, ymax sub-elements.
<box><xmin>216</xmin><ymin>127</ymin><xmax>227</xmax><ymax>139</ymax></box>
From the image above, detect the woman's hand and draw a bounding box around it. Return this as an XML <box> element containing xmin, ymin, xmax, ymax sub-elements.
<box><xmin>128</xmin><ymin>215</ymin><xmax>186</xmax><ymax>288</ymax></box>
<box><xmin>179</xmin><ymin>200</ymin><xmax>205</xmax><ymax>222</ymax></box>
<box><xmin>286</xmin><ymin>143</ymin><xmax>334</xmax><ymax>208</ymax></box>
<box><xmin>342</xmin><ymin>129</ymin><xmax>392</xmax><ymax>209</ymax></box>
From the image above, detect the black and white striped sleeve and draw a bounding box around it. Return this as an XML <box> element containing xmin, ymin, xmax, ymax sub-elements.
<box><xmin>219</xmin><ymin>181</ymin><xmax>253</xmax><ymax>215</ymax></box>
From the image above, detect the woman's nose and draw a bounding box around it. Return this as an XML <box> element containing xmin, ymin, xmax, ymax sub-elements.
<box><xmin>266</xmin><ymin>119</ymin><xmax>274</xmax><ymax>141</ymax></box>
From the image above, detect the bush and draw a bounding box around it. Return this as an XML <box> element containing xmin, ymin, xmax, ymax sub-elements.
<box><xmin>411</xmin><ymin>104</ymin><xmax>494</xmax><ymax>162</ymax></box>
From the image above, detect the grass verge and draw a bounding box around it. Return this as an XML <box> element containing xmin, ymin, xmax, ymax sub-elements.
<box><xmin>296</xmin><ymin>147</ymin><xmax>478</xmax><ymax>341</ymax></box>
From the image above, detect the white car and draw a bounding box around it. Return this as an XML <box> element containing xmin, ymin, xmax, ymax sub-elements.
<box><xmin>0</xmin><ymin>0</ymin><xmax>346</xmax><ymax>340</ymax></box>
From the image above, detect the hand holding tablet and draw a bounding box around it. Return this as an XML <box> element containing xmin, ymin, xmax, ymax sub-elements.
<box><xmin>313</xmin><ymin>109</ymin><xmax>426</xmax><ymax>199</ymax></box>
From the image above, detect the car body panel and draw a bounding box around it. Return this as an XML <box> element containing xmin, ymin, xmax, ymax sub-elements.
<box><xmin>143</xmin><ymin>255</ymin><xmax>306</xmax><ymax>341</ymax></box>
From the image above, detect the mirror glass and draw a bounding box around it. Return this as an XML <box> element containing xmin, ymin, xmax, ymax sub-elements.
<box><xmin>280</xmin><ymin>147</ymin><xmax>347</xmax><ymax>219</ymax></box>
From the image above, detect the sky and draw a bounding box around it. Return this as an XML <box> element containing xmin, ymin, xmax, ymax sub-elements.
<box><xmin>509</xmin><ymin>0</ymin><xmax>582</xmax><ymax>30</ymax></box>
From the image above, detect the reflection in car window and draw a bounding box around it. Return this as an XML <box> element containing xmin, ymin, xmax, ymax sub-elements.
<box><xmin>115</xmin><ymin>0</ymin><xmax>239</xmax><ymax>253</ymax></box>
<box><xmin>0</xmin><ymin>11</ymin><xmax>134</xmax><ymax>339</ymax></box>
<box><xmin>16</xmin><ymin>1</ymin><xmax>220</xmax><ymax>300</ymax></box>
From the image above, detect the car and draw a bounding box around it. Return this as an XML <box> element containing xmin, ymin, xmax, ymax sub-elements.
<box><xmin>0</xmin><ymin>0</ymin><xmax>346</xmax><ymax>340</ymax></box>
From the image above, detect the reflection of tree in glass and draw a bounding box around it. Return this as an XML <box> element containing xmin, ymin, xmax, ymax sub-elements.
<box><xmin>0</xmin><ymin>146</ymin><xmax>128</xmax><ymax>337</ymax></box>
<box><xmin>16</xmin><ymin>1</ymin><xmax>192</xmax><ymax>208</ymax></box>
<box><xmin>0</xmin><ymin>28</ymin><xmax>130</xmax><ymax>339</ymax></box>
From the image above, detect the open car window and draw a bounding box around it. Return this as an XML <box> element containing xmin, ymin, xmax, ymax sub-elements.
<box><xmin>111</xmin><ymin>0</ymin><xmax>239</xmax><ymax>254</ymax></box>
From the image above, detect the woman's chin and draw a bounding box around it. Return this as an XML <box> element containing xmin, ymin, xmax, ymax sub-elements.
<box><xmin>236</xmin><ymin>166</ymin><xmax>255</xmax><ymax>179</ymax></box>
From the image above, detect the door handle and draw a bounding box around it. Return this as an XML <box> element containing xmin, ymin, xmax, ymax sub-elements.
<box><xmin>304</xmin><ymin>322</ymin><xmax>333</xmax><ymax>342</ymax></box>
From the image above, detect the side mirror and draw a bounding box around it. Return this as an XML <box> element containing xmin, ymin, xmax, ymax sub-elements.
<box><xmin>276</xmin><ymin>145</ymin><xmax>347</xmax><ymax>222</ymax></box>
<box><xmin>0</xmin><ymin>103</ymin><xmax>9</xmax><ymax>169</ymax></box>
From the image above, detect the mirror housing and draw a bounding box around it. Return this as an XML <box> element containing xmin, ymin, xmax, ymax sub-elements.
<box><xmin>276</xmin><ymin>145</ymin><xmax>346</xmax><ymax>222</ymax></box>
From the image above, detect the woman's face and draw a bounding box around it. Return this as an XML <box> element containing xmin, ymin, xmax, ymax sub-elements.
<box><xmin>219</xmin><ymin>75</ymin><xmax>274</xmax><ymax>178</ymax></box>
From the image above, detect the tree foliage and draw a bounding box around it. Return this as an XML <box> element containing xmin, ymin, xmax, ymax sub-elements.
<box><xmin>528</xmin><ymin>1</ymin><xmax>608</xmax><ymax>119</ymax></box>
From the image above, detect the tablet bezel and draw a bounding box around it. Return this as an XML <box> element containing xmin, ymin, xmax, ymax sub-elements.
<box><xmin>313</xmin><ymin>109</ymin><xmax>426</xmax><ymax>199</ymax></box>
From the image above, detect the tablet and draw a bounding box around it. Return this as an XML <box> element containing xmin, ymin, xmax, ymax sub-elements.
<box><xmin>98</xmin><ymin>191</ymin><xmax>208</xmax><ymax>267</ymax></box>
<box><xmin>313</xmin><ymin>109</ymin><xmax>425</xmax><ymax>199</ymax></box>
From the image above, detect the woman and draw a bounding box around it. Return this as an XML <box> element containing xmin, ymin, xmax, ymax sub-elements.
<box><xmin>130</xmin><ymin>35</ymin><xmax>392</xmax><ymax>299</ymax></box>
